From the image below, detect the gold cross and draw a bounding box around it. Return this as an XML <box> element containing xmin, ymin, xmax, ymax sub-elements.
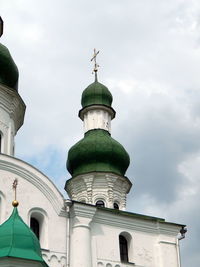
<box><xmin>12</xmin><ymin>179</ymin><xmax>19</xmax><ymax>207</ymax></box>
<box><xmin>91</xmin><ymin>48</ymin><xmax>100</xmax><ymax>73</ymax></box>
<box><xmin>0</xmin><ymin>17</ymin><xmax>3</xmax><ymax>38</ymax></box>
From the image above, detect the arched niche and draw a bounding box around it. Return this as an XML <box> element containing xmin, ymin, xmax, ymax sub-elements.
<box><xmin>119</xmin><ymin>231</ymin><xmax>133</xmax><ymax>263</ymax></box>
<box><xmin>28</xmin><ymin>207</ymin><xmax>48</xmax><ymax>249</ymax></box>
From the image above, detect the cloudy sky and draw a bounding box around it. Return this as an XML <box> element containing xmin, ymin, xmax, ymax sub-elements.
<box><xmin>1</xmin><ymin>0</ymin><xmax>200</xmax><ymax>266</ymax></box>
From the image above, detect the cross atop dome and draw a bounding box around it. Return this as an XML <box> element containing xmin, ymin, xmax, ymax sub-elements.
<box><xmin>0</xmin><ymin>17</ymin><xmax>3</xmax><ymax>38</ymax></box>
<box><xmin>91</xmin><ymin>48</ymin><xmax>100</xmax><ymax>80</ymax></box>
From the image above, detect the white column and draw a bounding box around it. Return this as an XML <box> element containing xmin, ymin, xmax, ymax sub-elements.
<box><xmin>70</xmin><ymin>204</ymin><xmax>96</xmax><ymax>267</ymax></box>
<box><xmin>71</xmin><ymin>223</ymin><xmax>92</xmax><ymax>267</ymax></box>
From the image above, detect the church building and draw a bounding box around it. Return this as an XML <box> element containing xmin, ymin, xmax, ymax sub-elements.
<box><xmin>0</xmin><ymin>17</ymin><xmax>186</xmax><ymax>267</ymax></box>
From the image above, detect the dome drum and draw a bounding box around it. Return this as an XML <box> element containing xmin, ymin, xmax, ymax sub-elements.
<box><xmin>65</xmin><ymin>172</ymin><xmax>132</xmax><ymax>210</ymax></box>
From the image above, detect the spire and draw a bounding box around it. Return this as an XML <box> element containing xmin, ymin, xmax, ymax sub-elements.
<box><xmin>0</xmin><ymin>179</ymin><xmax>48</xmax><ymax>266</ymax></box>
<box><xmin>0</xmin><ymin>208</ymin><xmax>48</xmax><ymax>266</ymax></box>
<box><xmin>65</xmin><ymin>55</ymin><xmax>132</xmax><ymax>210</ymax></box>
<box><xmin>67</xmin><ymin>52</ymin><xmax>130</xmax><ymax>178</ymax></box>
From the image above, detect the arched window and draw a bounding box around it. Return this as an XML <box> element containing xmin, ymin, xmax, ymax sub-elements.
<box><xmin>114</xmin><ymin>202</ymin><xmax>119</xmax><ymax>209</ymax></box>
<box><xmin>119</xmin><ymin>235</ymin><xmax>129</xmax><ymax>263</ymax></box>
<box><xmin>29</xmin><ymin>208</ymin><xmax>48</xmax><ymax>249</ymax></box>
<box><xmin>30</xmin><ymin>217</ymin><xmax>40</xmax><ymax>239</ymax></box>
<box><xmin>96</xmin><ymin>200</ymin><xmax>105</xmax><ymax>207</ymax></box>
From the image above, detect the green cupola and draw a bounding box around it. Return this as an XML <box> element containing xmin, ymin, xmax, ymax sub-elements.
<box><xmin>81</xmin><ymin>79</ymin><xmax>113</xmax><ymax>108</ymax></box>
<box><xmin>67</xmin><ymin>129</ymin><xmax>130</xmax><ymax>177</ymax></box>
<box><xmin>67</xmin><ymin>71</ymin><xmax>130</xmax><ymax>178</ymax></box>
<box><xmin>0</xmin><ymin>44</ymin><xmax>19</xmax><ymax>90</ymax></box>
<box><xmin>0</xmin><ymin>17</ymin><xmax>19</xmax><ymax>91</ymax></box>
<box><xmin>0</xmin><ymin>207</ymin><xmax>48</xmax><ymax>266</ymax></box>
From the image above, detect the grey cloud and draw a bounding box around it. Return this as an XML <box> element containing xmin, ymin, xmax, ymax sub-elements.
<box><xmin>1</xmin><ymin>1</ymin><xmax>200</xmax><ymax>266</ymax></box>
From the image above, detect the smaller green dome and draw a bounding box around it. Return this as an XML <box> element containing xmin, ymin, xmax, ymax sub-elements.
<box><xmin>0</xmin><ymin>207</ymin><xmax>48</xmax><ymax>266</ymax></box>
<box><xmin>67</xmin><ymin>129</ymin><xmax>130</xmax><ymax>177</ymax></box>
<box><xmin>81</xmin><ymin>80</ymin><xmax>113</xmax><ymax>108</ymax></box>
<box><xmin>0</xmin><ymin>43</ymin><xmax>19</xmax><ymax>90</ymax></box>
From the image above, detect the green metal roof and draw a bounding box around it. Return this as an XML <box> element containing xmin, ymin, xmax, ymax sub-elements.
<box><xmin>0</xmin><ymin>207</ymin><xmax>48</xmax><ymax>266</ymax></box>
<box><xmin>0</xmin><ymin>43</ymin><xmax>19</xmax><ymax>90</ymax></box>
<box><xmin>67</xmin><ymin>129</ymin><xmax>130</xmax><ymax>177</ymax></box>
<box><xmin>81</xmin><ymin>80</ymin><xmax>113</xmax><ymax>108</ymax></box>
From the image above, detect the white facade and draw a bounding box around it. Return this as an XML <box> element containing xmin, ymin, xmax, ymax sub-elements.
<box><xmin>0</xmin><ymin>154</ymin><xmax>67</xmax><ymax>267</ymax></box>
<box><xmin>69</xmin><ymin>202</ymin><xmax>182</xmax><ymax>267</ymax></box>
<box><xmin>0</xmin><ymin>155</ymin><xmax>184</xmax><ymax>267</ymax></box>
<box><xmin>0</xmin><ymin>55</ymin><xmax>185</xmax><ymax>267</ymax></box>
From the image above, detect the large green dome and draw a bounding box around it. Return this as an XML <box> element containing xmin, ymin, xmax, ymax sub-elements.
<box><xmin>67</xmin><ymin>129</ymin><xmax>130</xmax><ymax>177</ymax></box>
<box><xmin>81</xmin><ymin>80</ymin><xmax>113</xmax><ymax>108</ymax></box>
<box><xmin>0</xmin><ymin>207</ymin><xmax>48</xmax><ymax>266</ymax></box>
<box><xmin>0</xmin><ymin>43</ymin><xmax>19</xmax><ymax>90</ymax></box>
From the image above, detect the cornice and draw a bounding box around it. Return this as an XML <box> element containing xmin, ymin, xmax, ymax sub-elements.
<box><xmin>79</xmin><ymin>104</ymin><xmax>116</xmax><ymax>120</ymax></box>
<box><xmin>70</xmin><ymin>201</ymin><xmax>96</xmax><ymax>220</ymax></box>
<box><xmin>93</xmin><ymin>209</ymin><xmax>182</xmax><ymax>236</ymax></box>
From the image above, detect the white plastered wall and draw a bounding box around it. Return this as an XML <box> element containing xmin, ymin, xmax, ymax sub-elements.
<box><xmin>69</xmin><ymin>202</ymin><xmax>182</xmax><ymax>267</ymax></box>
<box><xmin>0</xmin><ymin>154</ymin><xmax>67</xmax><ymax>267</ymax></box>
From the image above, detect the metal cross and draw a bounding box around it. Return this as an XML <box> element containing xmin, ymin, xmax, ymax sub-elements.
<box><xmin>91</xmin><ymin>48</ymin><xmax>100</xmax><ymax>73</ymax></box>
<box><xmin>0</xmin><ymin>17</ymin><xmax>3</xmax><ymax>38</ymax></box>
<box><xmin>12</xmin><ymin>178</ymin><xmax>18</xmax><ymax>201</ymax></box>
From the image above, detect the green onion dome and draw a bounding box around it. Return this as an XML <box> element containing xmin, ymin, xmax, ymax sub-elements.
<box><xmin>0</xmin><ymin>207</ymin><xmax>48</xmax><ymax>266</ymax></box>
<box><xmin>67</xmin><ymin>129</ymin><xmax>130</xmax><ymax>177</ymax></box>
<box><xmin>0</xmin><ymin>43</ymin><xmax>19</xmax><ymax>90</ymax></box>
<box><xmin>81</xmin><ymin>80</ymin><xmax>113</xmax><ymax>108</ymax></box>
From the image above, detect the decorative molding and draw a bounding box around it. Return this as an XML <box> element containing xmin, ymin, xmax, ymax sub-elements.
<box><xmin>42</xmin><ymin>250</ymin><xmax>66</xmax><ymax>265</ymax></box>
<box><xmin>66</xmin><ymin>172</ymin><xmax>131</xmax><ymax>210</ymax></box>
<box><xmin>79</xmin><ymin>104</ymin><xmax>116</xmax><ymax>121</ymax></box>
<box><xmin>97</xmin><ymin>260</ymin><xmax>143</xmax><ymax>267</ymax></box>
<box><xmin>0</xmin><ymin>121</ymin><xmax>8</xmax><ymax>130</ymax></box>
<box><xmin>0</xmin><ymin>154</ymin><xmax>65</xmax><ymax>216</ymax></box>
<box><xmin>93</xmin><ymin>209</ymin><xmax>181</xmax><ymax>236</ymax></box>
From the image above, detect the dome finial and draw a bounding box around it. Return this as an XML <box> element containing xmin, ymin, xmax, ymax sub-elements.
<box><xmin>0</xmin><ymin>17</ymin><xmax>4</xmax><ymax>38</ymax></box>
<box><xmin>12</xmin><ymin>178</ymin><xmax>19</xmax><ymax>207</ymax></box>
<box><xmin>91</xmin><ymin>48</ymin><xmax>99</xmax><ymax>81</ymax></box>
